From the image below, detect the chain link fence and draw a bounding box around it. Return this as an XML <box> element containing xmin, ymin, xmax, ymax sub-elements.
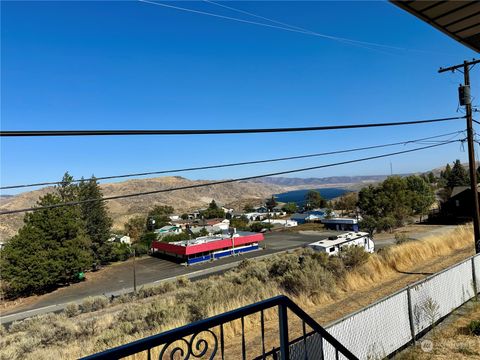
<box><xmin>289</xmin><ymin>253</ymin><xmax>480</xmax><ymax>360</ymax></box>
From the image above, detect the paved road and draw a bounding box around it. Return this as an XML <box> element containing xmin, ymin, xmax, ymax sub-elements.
<box><xmin>1</xmin><ymin>230</ymin><xmax>338</xmax><ymax>324</ymax></box>
<box><xmin>2</xmin><ymin>226</ymin><xmax>456</xmax><ymax>325</ymax></box>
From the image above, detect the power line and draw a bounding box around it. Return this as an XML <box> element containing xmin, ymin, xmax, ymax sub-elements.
<box><xmin>0</xmin><ymin>140</ymin><xmax>461</xmax><ymax>215</ymax></box>
<box><xmin>201</xmin><ymin>0</ymin><xmax>398</xmax><ymax>55</ymax></box>
<box><xmin>0</xmin><ymin>130</ymin><xmax>465</xmax><ymax>190</ymax></box>
<box><xmin>0</xmin><ymin>116</ymin><xmax>464</xmax><ymax>137</ymax></box>
<box><xmin>139</xmin><ymin>0</ymin><xmax>442</xmax><ymax>54</ymax></box>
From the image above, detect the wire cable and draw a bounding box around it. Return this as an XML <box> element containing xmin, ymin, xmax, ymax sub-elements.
<box><xmin>0</xmin><ymin>116</ymin><xmax>464</xmax><ymax>137</ymax></box>
<box><xmin>0</xmin><ymin>130</ymin><xmax>465</xmax><ymax>190</ymax></box>
<box><xmin>0</xmin><ymin>140</ymin><xmax>461</xmax><ymax>215</ymax></box>
<box><xmin>139</xmin><ymin>0</ymin><xmax>447</xmax><ymax>55</ymax></box>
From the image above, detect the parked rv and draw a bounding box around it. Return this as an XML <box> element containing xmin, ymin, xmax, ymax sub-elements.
<box><xmin>307</xmin><ymin>231</ymin><xmax>374</xmax><ymax>255</ymax></box>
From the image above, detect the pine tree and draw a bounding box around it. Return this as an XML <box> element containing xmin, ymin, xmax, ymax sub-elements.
<box><xmin>447</xmin><ymin>160</ymin><xmax>469</xmax><ymax>189</ymax></box>
<box><xmin>1</xmin><ymin>191</ymin><xmax>92</xmax><ymax>297</ymax></box>
<box><xmin>78</xmin><ymin>177</ymin><xmax>113</xmax><ymax>264</ymax></box>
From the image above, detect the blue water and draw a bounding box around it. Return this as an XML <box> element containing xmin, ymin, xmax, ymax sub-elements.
<box><xmin>275</xmin><ymin>188</ymin><xmax>349</xmax><ymax>205</ymax></box>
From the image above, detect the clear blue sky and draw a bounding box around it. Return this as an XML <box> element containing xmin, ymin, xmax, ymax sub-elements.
<box><xmin>1</xmin><ymin>1</ymin><xmax>478</xmax><ymax>194</ymax></box>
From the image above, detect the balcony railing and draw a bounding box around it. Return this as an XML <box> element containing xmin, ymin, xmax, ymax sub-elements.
<box><xmin>80</xmin><ymin>295</ymin><xmax>358</xmax><ymax>360</ymax></box>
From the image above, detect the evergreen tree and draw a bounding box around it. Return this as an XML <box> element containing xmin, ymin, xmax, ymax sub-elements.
<box><xmin>202</xmin><ymin>200</ymin><xmax>224</xmax><ymax>219</ymax></box>
<box><xmin>447</xmin><ymin>160</ymin><xmax>469</xmax><ymax>189</ymax></box>
<box><xmin>1</xmin><ymin>192</ymin><xmax>92</xmax><ymax>297</ymax></box>
<box><xmin>266</xmin><ymin>196</ymin><xmax>277</xmax><ymax>211</ymax></box>
<box><xmin>78</xmin><ymin>177</ymin><xmax>113</xmax><ymax>264</ymax></box>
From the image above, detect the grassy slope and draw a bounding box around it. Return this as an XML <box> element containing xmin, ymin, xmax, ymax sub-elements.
<box><xmin>0</xmin><ymin>225</ymin><xmax>475</xmax><ymax>360</ymax></box>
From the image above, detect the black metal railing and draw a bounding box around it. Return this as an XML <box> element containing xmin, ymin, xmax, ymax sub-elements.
<box><xmin>80</xmin><ymin>295</ymin><xmax>358</xmax><ymax>360</ymax></box>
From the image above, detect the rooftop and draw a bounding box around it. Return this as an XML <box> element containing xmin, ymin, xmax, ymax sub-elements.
<box><xmin>308</xmin><ymin>231</ymin><xmax>370</xmax><ymax>248</ymax></box>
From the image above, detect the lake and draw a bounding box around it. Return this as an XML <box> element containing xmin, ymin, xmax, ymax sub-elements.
<box><xmin>274</xmin><ymin>188</ymin><xmax>349</xmax><ymax>205</ymax></box>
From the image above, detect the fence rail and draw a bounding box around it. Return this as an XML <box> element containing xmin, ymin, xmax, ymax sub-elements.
<box><xmin>80</xmin><ymin>295</ymin><xmax>358</xmax><ymax>360</ymax></box>
<box><xmin>290</xmin><ymin>253</ymin><xmax>480</xmax><ymax>359</ymax></box>
<box><xmin>81</xmin><ymin>253</ymin><xmax>480</xmax><ymax>360</ymax></box>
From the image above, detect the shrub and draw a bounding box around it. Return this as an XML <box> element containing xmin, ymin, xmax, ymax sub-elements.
<box><xmin>176</xmin><ymin>276</ymin><xmax>190</xmax><ymax>288</ymax></box>
<box><xmin>268</xmin><ymin>255</ymin><xmax>300</xmax><ymax>277</ymax></box>
<box><xmin>325</xmin><ymin>256</ymin><xmax>346</xmax><ymax>278</ymax></box>
<box><xmin>38</xmin><ymin>316</ymin><xmax>77</xmax><ymax>346</ymax></box>
<box><xmin>78</xmin><ymin>319</ymin><xmax>100</xmax><ymax>337</ymax></box>
<box><xmin>468</xmin><ymin>320</ymin><xmax>480</xmax><ymax>336</ymax></box>
<box><xmin>339</xmin><ymin>246</ymin><xmax>370</xmax><ymax>269</ymax></box>
<box><xmin>64</xmin><ymin>303</ymin><xmax>80</xmax><ymax>317</ymax></box>
<box><xmin>280</xmin><ymin>266</ymin><xmax>335</xmax><ymax>297</ymax></box>
<box><xmin>394</xmin><ymin>233</ymin><xmax>410</xmax><ymax>245</ymax></box>
<box><xmin>80</xmin><ymin>296</ymin><xmax>109</xmax><ymax>313</ymax></box>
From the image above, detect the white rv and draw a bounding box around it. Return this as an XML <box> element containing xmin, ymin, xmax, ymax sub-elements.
<box><xmin>307</xmin><ymin>231</ymin><xmax>374</xmax><ymax>256</ymax></box>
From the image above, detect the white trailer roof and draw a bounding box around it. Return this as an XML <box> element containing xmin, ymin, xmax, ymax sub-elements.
<box><xmin>308</xmin><ymin>231</ymin><xmax>369</xmax><ymax>248</ymax></box>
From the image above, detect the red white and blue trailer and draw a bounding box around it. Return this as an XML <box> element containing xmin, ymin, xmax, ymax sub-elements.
<box><xmin>151</xmin><ymin>232</ymin><xmax>264</xmax><ymax>265</ymax></box>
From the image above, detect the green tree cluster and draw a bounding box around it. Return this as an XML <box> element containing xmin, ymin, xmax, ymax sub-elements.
<box><xmin>281</xmin><ymin>202</ymin><xmax>298</xmax><ymax>214</ymax></box>
<box><xmin>1</xmin><ymin>173</ymin><xmax>113</xmax><ymax>297</ymax></box>
<box><xmin>358</xmin><ymin>175</ymin><xmax>435</xmax><ymax>234</ymax></box>
<box><xmin>147</xmin><ymin>205</ymin><xmax>174</xmax><ymax>230</ymax></box>
<box><xmin>304</xmin><ymin>190</ymin><xmax>326</xmax><ymax>210</ymax></box>
<box><xmin>201</xmin><ymin>200</ymin><xmax>225</xmax><ymax>219</ymax></box>
<box><xmin>439</xmin><ymin>160</ymin><xmax>469</xmax><ymax>189</ymax></box>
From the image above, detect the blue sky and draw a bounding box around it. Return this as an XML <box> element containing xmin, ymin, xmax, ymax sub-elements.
<box><xmin>1</xmin><ymin>1</ymin><xmax>478</xmax><ymax>194</ymax></box>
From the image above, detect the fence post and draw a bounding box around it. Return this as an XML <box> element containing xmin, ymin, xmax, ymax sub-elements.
<box><xmin>472</xmin><ymin>257</ymin><xmax>478</xmax><ymax>300</ymax></box>
<box><xmin>406</xmin><ymin>287</ymin><xmax>416</xmax><ymax>345</ymax></box>
<box><xmin>278</xmin><ymin>303</ymin><xmax>290</xmax><ymax>360</ymax></box>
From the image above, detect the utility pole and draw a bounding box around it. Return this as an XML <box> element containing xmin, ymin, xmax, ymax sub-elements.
<box><xmin>439</xmin><ymin>59</ymin><xmax>480</xmax><ymax>253</ymax></box>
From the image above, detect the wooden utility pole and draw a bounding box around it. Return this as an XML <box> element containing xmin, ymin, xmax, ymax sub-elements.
<box><xmin>439</xmin><ymin>59</ymin><xmax>480</xmax><ymax>253</ymax></box>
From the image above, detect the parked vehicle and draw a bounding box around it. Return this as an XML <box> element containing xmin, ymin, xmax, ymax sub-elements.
<box><xmin>307</xmin><ymin>231</ymin><xmax>374</xmax><ymax>255</ymax></box>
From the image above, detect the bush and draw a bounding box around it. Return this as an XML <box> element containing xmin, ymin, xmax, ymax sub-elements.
<box><xmin>394</xmin><ymin>233</ymin><xmax>410</xmax><ymax>244</ymax></box>
<box><xmin>249</xmin><ymin>222</ymin><xmax>272</xmax><ymax>233</ymax></box>
<box><xmin>325</xmin><ymin>256</ymin><xmax>346</xmax><ymax>278</ymax></box>
<box><xmin>280</xmin><ymin>263</ymin><xmax>335</xmax><ymax>297</ymax></box>
<box><xmin>468</xmin><ymin>320</ymin><xmax>480</xmax><ymax>336</ymax></box>
<box><xmin>110</xmin><ymin>242</ymin><xmax>131</xmax><ymax>262</ymax></box>
<box><xmin>339</xmin><ymin>246</ymin><xmax>370</xmax><ymax>269</ymax></box>
<box><xmin>268</xmin><ymin>255</ymin><xmax>300</xmax><ymax>277</ymax></box>
<box><xmin>64</xmin><ymin>303</ymin><xmax>80</xmax><ymax>317</ymax></box>
<box><xmin>78</xmin><ymin>319</ymin><xmax>99</xmax><ymax>337</ymax></box>
<box><xmin>80</xmin><ymin>296</ymin><xmax>109</xmax><ymax>313</ymax></box>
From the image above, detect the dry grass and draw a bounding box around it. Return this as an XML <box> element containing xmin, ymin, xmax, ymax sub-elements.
<box><xmin>0</xmin><ymin>225</ymin><xmax>474</xmax><ymax>360</ymax></box>
<box><xmin>396</xmin><ymin>301</ymin><xmax>480</xmax><ymax>359</ymax></box>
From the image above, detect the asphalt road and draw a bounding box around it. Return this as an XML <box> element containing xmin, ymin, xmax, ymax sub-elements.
<box><xmin>1</xmin><ymin>230</ymin><xmax>339</xmax><ymax>324</ymax></box>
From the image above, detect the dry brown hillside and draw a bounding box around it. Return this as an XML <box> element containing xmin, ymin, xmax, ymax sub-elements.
<box><xmin>0</xmin><ymin>176</ymin><xmax>286</xmax><ymax>241</ymax></box>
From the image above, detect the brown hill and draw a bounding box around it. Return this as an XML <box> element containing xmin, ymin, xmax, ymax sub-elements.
<box><xmin>0</xmin><ymin>176</ymin><xmax>286</xmax><ymax>241</ymax></box>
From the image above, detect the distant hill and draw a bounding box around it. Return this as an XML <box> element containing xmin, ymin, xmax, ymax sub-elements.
<box><xmin>0</xmin><ymin>176</ymin><xmax>286</xmax><ymax>240</ymax></box>
<box><xmin>253</xmin><ymin>175</ymin><xmax>390</xmax><ymax>187</ymax></box>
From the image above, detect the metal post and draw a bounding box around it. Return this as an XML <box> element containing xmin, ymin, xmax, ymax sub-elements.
<box><xmin>406</xmin><ymin>286</ymin><xmax>416</xmax><ymax>345</ymax></box>
<box><xmin>133</xmin><ymin>248</ymin><xmax>137</xmax><ymax>294</ymax></box>
<box><xmin>473</xmin><ymin>257</ymin><xmax>478</xmax><ymax>300</ymax></box>
<box><xmin>278</xmin><ymin>303</ymin><xmax>290</xmax><ymax>360</ymax></box>
<box><xmin>439</xmin><ymin>59</ymin><xmax>480</xmax><ymax>253</ymax></box>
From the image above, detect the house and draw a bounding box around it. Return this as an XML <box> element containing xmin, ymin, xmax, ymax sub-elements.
<box><xmin>254</xmin><ymin>206</ymin><xmax>269</xmax><ymax>213</ymax></box>
<box><xmin>154</xmin><ymin>225</ymin><xmax>183</xmax><ymax>237</ymax></box>
<box><xmin>322</xmin><ymin>218</ymin><xmax>359</xmax><ymax>232</ymax></box>
<box><xmin>262</xmin><ymin>219</ymin><xmax>298</xmax><ymax>227</ymax></box>
<box><xmin>442</xmin><ymin>185</ymin><xmax>480</xmax><ymax>218</ymax></box>
<box><xmin>244</xmin><ymin>212</ymin><xmax>268</xmax><ymax>221</ymax></box>
<box><xmin>290</xmin><ymin>213</ymin><xmax>322</xmax><ymax>224</ymax></box>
